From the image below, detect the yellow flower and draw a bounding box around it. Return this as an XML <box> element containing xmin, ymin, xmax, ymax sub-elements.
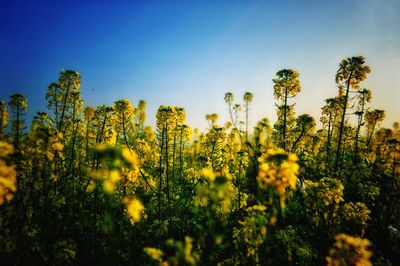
<box><xmin>143</xmin><ymin>247</ymin><xmax>164</xmax><ymax>262</ymax></box>
<box><xmin>0</xmin><ymin>141</ymin><xmax>13</xmax><ymax>157</ymax></box>
<box><xmin>247</xmin><ymin>205</ymin><xmax>267</xmax><ymax>212</ymax></box>
<box><xmin>183</xmin><ymin>236</ymin><xmax>198</xmax><ymax>265</ymax></box>
<box><xmin>51</xmin><ymin>142</ymin><xmax>64</xmax><ymax>152</ymax></box>
<box><xmin>93</xmin><ymin>169</ymin><xmax>121</xmax><ymax>193</ymax></box>
<box><xmin>124</xmin><ymin>197</ymin><xmax>145</xmax><ymax>224</ymax></box>
<box><xmin>257</xmin><ymin>148</ymin><xmax>299</xmax><ymax>196</ymax></box>
<box><xmin>327</xmin><ymin>234</ymin><xmax>372</xmax><ymax>266</ymax></box>
<box><xmin>47</xmin><ymin>133</ymin><xmax>64</xmax><ymax>160</ymax></box>
<box><xmin>103</xmin><ymin>180</ymin><xmax>115</xmax><ymax>193</ymax></box>
<box><xmin>259</xmin><ymin>163</ymin><xmax>269</xmax><ymax>172</ymax></box>
<box><xmin>122</xmin><ymin>168</ymin><xmax>139</xmax><ymax>183</ymax></box>
<box><xmin>0</xmin><ymin>159</ymin><xmax>17</xmax><ymax>205</ymax></box>
<box><xmin>109</xmin><ymin>170</ymin><xmax>120</xmax><ymax>183</ymax></box>
<box><xmin>121</xmin><ymin>147</ymin><xmax>138</xmax><ymax>168</ymax></box>
<box><xmin>46</xmin><ymin>151</ymin><xmax>55</xmax><ymax>161</ymax></box>
<box><xmin>200</xmin><ymin>167</ymin><xmax>215</xmax><ymax>182</ymax></box>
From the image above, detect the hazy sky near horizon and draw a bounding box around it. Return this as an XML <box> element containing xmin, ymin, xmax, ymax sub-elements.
<box><xmin>1</xmin><ymin>0</ymin><xmax>399</xmax><ymax>131</ymax></box>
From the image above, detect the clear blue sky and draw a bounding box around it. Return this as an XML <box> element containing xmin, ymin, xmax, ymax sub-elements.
<box><xmin>1</xmin><ymin>0</ymin><xmax>399</xmax><ymax>130</ymax></box>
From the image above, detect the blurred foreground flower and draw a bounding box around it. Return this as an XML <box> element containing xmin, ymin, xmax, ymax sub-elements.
<box><xmin>257</xmin><ymin>148</ymin><xmax>299</xmax><ymax>208</ymax></box>
<box><xmin>123</xmin><ymin>197</ymin><xmax>145</xmax><ymax>224</ymax></box>
<box><xmin>327</xmin><ymin>233</ymin><xmax>372</xmax><ymax>266</ymax></box>
<box><xmin>0</xmin><ymin>141</ymin><xmax>16</xmax><ymax>205</ymax></box>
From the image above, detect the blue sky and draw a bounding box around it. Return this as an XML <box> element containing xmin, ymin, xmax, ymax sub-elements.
<box><xmin>1</xmin><ymin>0</ymin><xmax>399</xmax><ymax>130</ymax></box>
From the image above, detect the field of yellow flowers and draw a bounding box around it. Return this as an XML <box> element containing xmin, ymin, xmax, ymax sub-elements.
<box><xmin>0</xmin><ymin>56</ymin><xmax>399</xmax><ymax>265</ymax></box>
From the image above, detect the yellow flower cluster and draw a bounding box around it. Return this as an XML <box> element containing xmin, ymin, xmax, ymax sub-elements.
<box><xmin>182</xmin><ymin>236</ymin><xmax>199</xmax><ymax>266</ymax></box>
<box><xmin>89</xmin><ymin>169</ymin><xmax>121</xmax><ymax>193</ymax></box>
<box><xmin>302</xmin><ymin>178</ymin><xmax>344</xmax><ymax>226</ymax></box>
<box><xmin>318</xmin><ymin>178</ymin><xmax>344</xmax><ymax>206</ymax></box>
<box><xmin>47</xmin><ymin>132</ymin><xmax>64</xmax><ymax>161</ymax></box>
<box><xmin>121</xmin><ymin>147</ymin><xmax>138</xmax><ymax>169</ymax></box>
<box><xmin>341</xmin><ymin>202</ymin><xmax>371</xmax><ymax>236</ymax></box>
<box><xmin>143</xmin><ymin>247</ymin><xmax>164</xmax><ymax>262</ymax></box>
<box><xmin>123</xmin><ymin>197</ymin><xmax>145</xmax><ymax>224</ymax></box>
<box><xmin>0</xmin><ymin>141</ymin><xmax>16</xmax><ymax>205</ymax></box>
<box><xmin>104</xmin><ymin>170</ymin><xmax>121</xmax><ymax>193</ymax></box>
<box><xmin>0</xmin><ymin>141</ymin><xmax>14</xmax><ymax>157</ymax></box>
<box><xmin>194</xmin><ymin>169</ymin><xmax>238</xmax><ymax>215</ymax></box>
<box><xmin>247</xmin><ymin>204</ymin><xmax>267</xmax><ymax>212</ymax></box>
<box><xmin>257</xmin><ymin>149</ymin><xmax>299</xmax><ymax>195</ymax></box>
<box><xmin>342</xmin><ymin>202</ymin><xmax>370</xmax><ymax>226</ymax></box>
<box><xmin>165</xmin><ymin>236</ymin><xmax>199</xmax><ymax>266</ymax></box>
<box><xmin>233</xmin><ymin>205</ymin><xmax>269</xmax><ymax>259</ymax></box>
<box><xmin>199</xmin><ymin>167</ymin><xmax>215</xmax><ymax>182</ymax></box>
<box><xmin>326</xmin><ymin>234</ymin><xmax>372</xmax><ymax>266</ymax></box>
<box><xmin>120</xmin><ymin>147</ymin><xmax>140</xmax><ymax>182</ymax></box>
<box><xmin>194</xmin><ymin>182</ymin><xmax>237</xmax><ymax>214</ymax></box>
<box><xmin>91</xmin><ymin>146</ymin><xmax>140</xmax><ymax>193</ymax></box>
<box><xmin>304</xmin><ymin>178</ymin><xmax>344</xmax><ymax>207</ymax></box>
<box><xmin>156</xmin><ymin>105</ymin><xmax>178</xmax><ymax>131</ymax></box>
<box><xmin>144</xmin><ymin>126</ymin><xmax>156</xmax><ymax>142</ymax></box>
<box><xmin>144</xmin><ymin>236</ymin><xmax>199</xmax><ymax>266</ymax></box>
<box><xmin>135</xmin><ymin>139</ymin><xmax>154</xmax><ymax>164</ymax></box>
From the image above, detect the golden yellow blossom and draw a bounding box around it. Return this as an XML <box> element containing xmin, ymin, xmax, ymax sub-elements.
<box><xmin>194</xmin><ymin>176</ymin><xmax>238</xmax><ymax>216</ymax></box>
<box><xmin>109</xmin><ymin>169</ymin><xmax>120</xmax><ymax>183</ymax></box>
<box><xmin>247</xmin><ymin>204</ymin><xmax>267</xmax><ymax>212</ymax></box>
<box><xmin>327</xmin><ymin>234</ymin><xmax>372</xmax><ymax>266</ymax></box>
<box><xmin>123</xmin><ymin>197</ymin><xmax>145</xmax><ymax>224</ymax></box>
<box><xmin>257</xmin><ymin>149</ymin><xmax>299</xmax><ymax>195</ymax></box>
<box><xmin>0</xmin><ymin>141</ymin><xmax>16</xmax><ymax>205</ymax></box>
<box><xmin>0</xmin><ymin>141</ymin><xmax>13</xmax><ymax>157</ymax></box>
<box><xmin>0</xmin><ymin>160</ymin><xmax>17</xmax><ymax>205</ymax></box>
<box><xmin>164</xmin><ymin>236</ymin><xmax>200</xmax><ymax>266</ymax></box>
<box><xmin>305</xmin><ymin>178</ymin><xmax>344</xmax><ymax>207</ymax></box>
<box><xmin>47</xmin><ymin>132</ymin><xmax>64</xmax><ymax>160</ymax></box>
<box><xmin>51</xmin><ymin>142</ymin><xmax>64</xmax><ymax>152</ymax></box>
<box><xmin>200</xmin><ymin>167</ymin><xmax>215</xmax><ymax>182</ymax></box>
<box><xmin>143</xmin><ymin>247</ymin><xmax>164</xmax><ymax>262</ymax></box>
<box><xmin>121</xmin><ymin>147</ymin><xmax>135</xmax><ymax>164</ymax></box>
<box><xmin>92</xmin><ymin>169</ymin><xmax>122</xmax><ymax>194</ymax></box>
<box><xmin>103</xmin><ymin>180</ymin><xmax>115</xmax><ymax>193</ymax></box>
<box><xmin>183</xmin><ymin>236</ymin><xmax>198</xmax><ymax>265</ymax></box>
